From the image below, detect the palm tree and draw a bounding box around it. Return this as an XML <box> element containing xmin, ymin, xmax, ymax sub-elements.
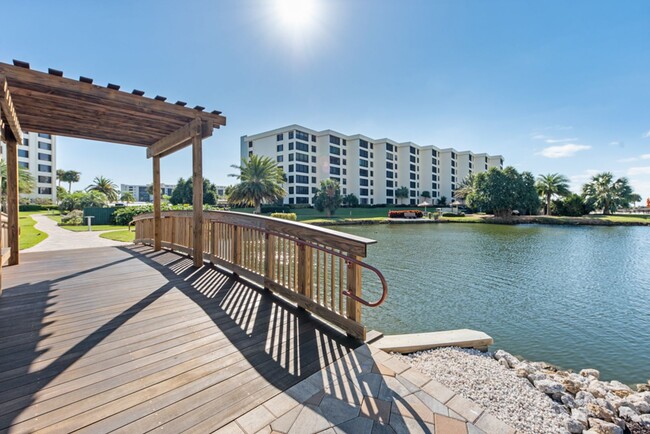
<box><xmin>86</xmin><ymin>176</ymin><xmax>118</xmax><ymax>202</ymax></box>
<box><xmin>454</xmin><ymin>174</ymin><xmax>476</xmax><ymax>202</ymax></box>
<box><xmin>535</xmin><ymin>173</ymin><xmax>570</xmax><ymax>215</ymax></box>
<box><xmin>56</xmin><ymin>169</ymin><xmax>66</xmax><ymax>187</ymax></box>
<box><xmin>228</xmin><ymin>155</ymin><xmax>286</xmax><ymax>213</ymax></box>
<box><xmin>61</xmin><ymin>170</ymin><xmax>81</xmax><ymax>193</ymax></box>
<box><xmin>0</xmin><ymin>161</ymin><xmax>36</xmax><ymax>198</ymax></box>
<box><xmin>120</xmin><ymin>191</ymin><xmax>136</xmax><ymax>204</ymax></box>
<box><xmin>313</xmin><ymin>179</ymin><xmax>342</xmax><ymax>217</ymax></box>
<box><xmin>395</xmin><ymin>186</ymin><xmax>409</xmax><ymax>205</ymax></box>
<box><xmin>582</xmin><ymin>172</ymin><xmax>636</xmax><ymax>214</ymax></box>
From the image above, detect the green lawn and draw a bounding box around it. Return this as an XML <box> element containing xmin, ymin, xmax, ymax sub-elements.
<box><xmin>99</xmin><ymin>230</ymin><xmax>135</xmax><ymax>242</ymax></box>
<box><xmin>48</xmin><ymin>214</ymin><xmax>129</xmax><ymax>232</ymax></box>
<box><xmin>18</xmin><ymin>211</ymin><xmax>49</xmax><ymax>250</ymax></box>
<box><xmin>232</xmin><ymin>206</ymin><xmax>398</xmax><ymax>222</ymax></box>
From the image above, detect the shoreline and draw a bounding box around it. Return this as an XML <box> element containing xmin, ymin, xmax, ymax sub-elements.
<box><xmin>398</xmin><ymin>347</ymin><xmax>650</xmax><ymax>434</ymax></box>
<box><xmin>306</xmin><ymin>215</ymin><xmax>650</xmax><ymax>227</ymax></box>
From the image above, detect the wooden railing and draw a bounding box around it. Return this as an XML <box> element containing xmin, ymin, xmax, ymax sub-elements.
<box><xmin>132</xmin><ymin>211</ymin><xmax>388</xmax><ymax>340</ymax></box>
<box><xmin>1</xmin><ymin>212</ymin><xmax>9</xmax><ymax>265</ymax></box>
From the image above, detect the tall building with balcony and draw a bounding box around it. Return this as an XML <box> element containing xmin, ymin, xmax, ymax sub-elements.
<box><xmin>241</xmin><ymin>125</ymin><xmax>503</xmax><ymax>206</ymax></box>
<box><xmin>1</xmin><ymin>132</ymin><xmax>57</xmax><ymax>203</ymax></box>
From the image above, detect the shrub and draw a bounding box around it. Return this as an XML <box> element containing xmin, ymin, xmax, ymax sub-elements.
<box><xmin>61</xmin><ymin>210</ymin><xmax>83</xmax><ymax>225</ymax></box>
<box><xmin>112</xmin><ymin>204</ymin><xmax>199</xmax><ymax>225</ymax></box>
<box><xmin>290</xmin><ymin>203</ymin><xmax>313</xmax><ymax>209</ymax></box>
<box><xmin>388</xmin><ymin>210</ymin><xmax>423</xmax><ymax>218</ymax></box>
<box><xmin>270</xmin><ymin>212</ymin><xmax>297</xmax><ymax>221</ymax></box>
<box><xmin>19</xmin><ymin>204</ymin><xmax>46</xmax><ymax>212</ymax></box>
<box><xmin>59</xmin><ymin>191</ymin><xmax>108</xmax><ymax>213</ymax></box>
<box><xmin>261</xmin><ymin>205</ymin><xmax>291</xmax><ymax>214</ymax></box>
<box><xmin>442</xmin><ymin>212</ymin><xmax>465</xmax><ymax>217</ymax></box>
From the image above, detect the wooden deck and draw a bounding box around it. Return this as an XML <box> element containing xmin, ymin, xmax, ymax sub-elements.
<box><xmin>0</xmin><ymin>245</ymin><xmax>359</xmax><ymax>433</ymax></box>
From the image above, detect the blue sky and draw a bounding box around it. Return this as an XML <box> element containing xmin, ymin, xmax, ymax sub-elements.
<box><xmin>2</xmin><ymin>0</ymin><xmax>649</xmax><ymax>199</ymax></box>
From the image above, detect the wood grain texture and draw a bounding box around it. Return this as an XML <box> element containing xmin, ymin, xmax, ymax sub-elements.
<box><xmin>5</xmin><ymin>128</ymin><xmax>19</xmax><ymax>266</ymax></box>
<box><xmin>0</xmin><ymin>246</ymin><xmax>357</xmax><ymax>432</ymax></box>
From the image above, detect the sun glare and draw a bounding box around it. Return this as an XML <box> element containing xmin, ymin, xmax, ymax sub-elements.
<box><xmin>274</xmin><ymin>0</ymin><xmax>319</xmax><ymax>32</ymax></box>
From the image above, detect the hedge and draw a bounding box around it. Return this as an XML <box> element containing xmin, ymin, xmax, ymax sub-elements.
<box><xmin>19</xmin><ymin>204</ymin><xmax>58</xmax><ymax>212</ymax></box>
<box><xmin>270</xmin><ymin>212</ymin><xmax>297</xmax><ymax>221</ymax></box>
<box><xmin>388</xmin><ymin>210</ymin><xmax>423</xmax><ymax>218</ymax></box>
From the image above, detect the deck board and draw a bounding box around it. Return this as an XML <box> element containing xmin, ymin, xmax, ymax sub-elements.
<box><xmin>0</xmin><ymin>245</ymin><xmax>358</xmax><ymax>433</ymax></box>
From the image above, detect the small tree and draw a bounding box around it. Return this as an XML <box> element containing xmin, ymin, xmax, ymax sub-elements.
<box><xmin>56</xmin><ymin>169</ymin><xmax>66</xmax><ymax>187</ymax></box>
<box><xmin>120</xmin><ymin>192</ymin><xmax>136</xmax><ymax>204</ymax></box>
<box><xmin>536</xmin><ymin>173</ymin><xmax>570</xmax><ymax>215</ymax></box>
<box><xmin>437</xmin><ymin>196</ymin><xmax>448</xmax><ymax>206</ymax></box>
<box><xmin>86</xmin><ymin>176</ymin><xmax>118</xmax><ymax>202</ymax></box>
<box><xmin>313</xmin><ymin>179</ymin><xmax>342</xmax><ymax>217</ymax></box>
<box><xmin>61</xmin><ymin>170</ymin><xmax>81</xmax><ymax>193</ymax></box>
<box><xmin>420</xmin><ymin>191</ymin><xmax>431</xmax><ymax>200</ymax></box>
<box><xmin>582</xmin><ymin>172</ymin><xmax>637</xmax><ymax>214</ymax></box>
<box><xmin>343</xmin><ymin>193</ymin><xmax>359</xmax><ymax>207</ymax></box>
<box><xmin>466</xmin><ymin>167</ymin><xmax>540</xmax><ymax>217</ymax></box>
<box><xmin>395</xmin><ymin>186</ymin><xmax>409</xmax><ymax>205</ymax></box>
<box><xmin>1</xmin><ymin>161</ymin><xmax>36</xmax><ymax>198</ymax></box>
<box><xmin>229</xmin><ymin>155</ymin><xmax>286</xmax><ymax>213</ymax></box>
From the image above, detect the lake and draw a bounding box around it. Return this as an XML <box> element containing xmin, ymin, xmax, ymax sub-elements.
<box><xmin>332</xmin><ymin>222</ymin><xmax>650</xmax><ymax>385</ymax></box>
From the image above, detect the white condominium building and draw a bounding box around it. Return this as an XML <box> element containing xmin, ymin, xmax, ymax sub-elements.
<box><xmin>241</xmin><ymin>125</ymin><xmax>504</xmax><ymax>206</ymax></box>
<box><xmin>1</xmin><ymin>132</ymin><xmax>57</xmax><ymax>203</ymax></box>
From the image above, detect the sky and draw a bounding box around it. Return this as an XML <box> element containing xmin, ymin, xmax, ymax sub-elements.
<box><xmin>1</xmin><ymin>0</ymin><xmax>649</xmax><ymax>199</ymax></box>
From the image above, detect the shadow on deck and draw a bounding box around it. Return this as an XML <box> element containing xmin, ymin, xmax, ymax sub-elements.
<box><xmin>0</xmin><ymin>245</ymin><xmax>360</xmax><ymax>432</ymax></box>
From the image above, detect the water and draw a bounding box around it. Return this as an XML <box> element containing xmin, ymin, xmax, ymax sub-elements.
<box><xmin>332</xmin><ymin>223</ymin><xmax>650</xmax><ymax>384</ymax></box>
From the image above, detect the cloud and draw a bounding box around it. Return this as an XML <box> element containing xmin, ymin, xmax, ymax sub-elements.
<box><xmin>643</xmin><ymin>130</ymin><xmax>650</xmax><ymax>139</ymax></box>
<box><xmin>618</xmin><ymin>157</ymin><xmax>638</xmax><ymax>163</ymax></box>
<box><xmin>627</xmin><ymin>166</ymin><xmax>650</xmax><ymax>176</ymax></box>
<box><xmin>609</xmin><ymin>141</ymin><xmax>624</xmax><ymax>148</ymax></box>
<box><xmin>538</xmin><ymin>144</ymin><xmax>591</xmax><ymax>158</ymax></box>
<box><xmin>642</xmin><ymin>154</ymin><xmax>650</xmax><ymax>160</ymax></box>
<box><xmin>543</xmin><ymin>137</ymin><xmax>578</xmax><ymax>144</ymax></box>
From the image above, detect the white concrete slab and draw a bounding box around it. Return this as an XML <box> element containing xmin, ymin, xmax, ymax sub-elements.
<box><xmin>373</xmin><ymin>329</ymin><xmax>493</xmax><ymax>354</ymax></box>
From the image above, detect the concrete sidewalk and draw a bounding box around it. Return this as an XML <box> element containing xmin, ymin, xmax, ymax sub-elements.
<box><xmin>24</xmin><ymin>213</ymin><xmax>130</xmax><ymax>252</ymax></box>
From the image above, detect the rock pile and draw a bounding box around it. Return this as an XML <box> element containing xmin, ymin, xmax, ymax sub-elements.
<box><xmin>493</xmin><ymin>349</ymin><xmax>650</xmax><ymax>434</ymax></box>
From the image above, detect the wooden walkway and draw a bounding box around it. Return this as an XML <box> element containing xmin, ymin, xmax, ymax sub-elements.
<box><xmin>0</xmin><ymin>245</ymin><xmax>358</xmax><ymax>433</ymax></box>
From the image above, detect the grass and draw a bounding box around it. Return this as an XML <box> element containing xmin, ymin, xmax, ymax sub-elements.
<box><xmin>232</xmin><ymin>206</ymin><xmax>402</xmax><ymax>222</ymax></box>
<box><xmin>47</xmin><ymin>214</ymin><xmax>129</xmax><ymax>232</ymax></box>
<box><xmin>18</xmin><ymin>211</ymin><xmax>48</xmax><ymax>250</ymax></box>
<box><xmin>99</xmin><ymin>230</ymin><xmax>135</xmax><ymax>242</ymax></box>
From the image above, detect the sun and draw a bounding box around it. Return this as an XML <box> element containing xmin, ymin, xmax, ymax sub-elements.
<box><xmin>274</xmin><ymin>0</ymin><xmax>320</xmax><ymax>32</ymax></box>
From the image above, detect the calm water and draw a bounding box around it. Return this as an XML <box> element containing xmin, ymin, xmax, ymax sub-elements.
<box><xmin>332</xmin><ymin>223</ymin><xmax>650</xmax><ymax>384</ymax></box>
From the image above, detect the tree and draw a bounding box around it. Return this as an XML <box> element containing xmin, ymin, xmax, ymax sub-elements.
<box><xmin>169</xmin><ymin>177</ymin><xmax>219</xmax><ymax>206</ymax></box>
<box><xmin>61</xmin><ymin>170</ymin><xmax>81</xmax><ymax>193</ymax></box>
<box><xmin>56</xmin><ymin>186</ymin><xmax>68</xmax><ymax>201</ymax></box>
<box><xmin>228</xmin><ymin>155</ymin><xmax>286</xmax><ymax>213</ymax></box>
<box><xmin>437</xmin><ymin>196</ymin><xmax>448</xmax><ymax>206</ymax></box>
<box><xmin>420</xmin><ymin>191</ymin><xmax>431</xmax><ymax>200</ymax></box>
<box><xmin>120</xmin><ymin>192</ymin><xmax>136</xmax><ymax>204</ymax></box>
<box><xmin>454</xmin><ymin>174</ymin><xmax>475</xmax><ymax>202</ymax></box>
<box><xmin>536</xmin><ymin>173</ymin><xmax>570</xmax><ymax>215</ymax></box>
<box><xmin>343</xmin><ymin>193</ymin><xmax>359</xmax><ymax>207</ymax></box>
<box><xmin>1</xmin><ymin>161</ymin><xmax>36</xmax><ymax>198</ymax></box>
<box><xmin>56</xmin><ymin>169</ymin><xmax>66</xmax><ymax>187</ymax></box>
<box><xmin>86</xmin><ymin>176</ymin><xmax>118</xmax><ymax>202</ymax></box>
<box><xmin>59</xmin><ymin>191</ymin><xmax>108</xmax><ymax>212</ymax></box>
<box><xmin>552</xmin><ymin>193</ymin><xmax>593</xmax><ymax>216</ymax></box>
<box><xmin>582</xmin><ymin>172</ymin><xmax>637</xmax><ymax>214</ymax></box>
<box><xmin>395</xmin><ymin>186</ymin><xmax>409</xmax><ymax>205</ymax></box>
<box><xmin>313</xmin><ymin>179</ymin><xmax>342</xmax><ymax>217</ymax></box>
<box><xmin>466</xmin><ymin>167</ymin><xmax>540</xmax><ymax>217</ymax></box>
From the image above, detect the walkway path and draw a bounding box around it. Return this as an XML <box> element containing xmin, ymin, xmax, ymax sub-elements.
<box><xmin>24</xmin><ymin>213</ymin><xmax>129</xmax><ymax>252</ymax></box>
<box><xmin>222</xmin><ymin>343</ymin><xmax>516</xmax><ymax>434</ymax></box>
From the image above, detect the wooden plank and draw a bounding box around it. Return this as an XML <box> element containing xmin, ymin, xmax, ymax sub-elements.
<box><xmin>192</xmin><ymin>134</ymin><xmax>203</xmax><ymax>267</ymax></box>
<box><xmin>0</xmin><ymin>77</ymin><xmax>22</xmax><ymax>144</ymax></box>
<box><xmin>146</xmin><ymin>118</ymin><xmax>201</xmax><ymax>158</ymax></box>
<box><xmin>153</xmin><ymin>156</ymin><xmax>161</xmax><ymax>251</ymax></box>
<box><xmin>374</xmin><ymin>329</ymin><xmax>494</xmax><ymax>353</ymax></box>
<box><xmin>346</xmin><ymin>255</ymin><xmax>362</xmax><ymax>327</ymax></box>
<box><xmin>5</xmin><ymin>127</ymin><xmax>19</xmax><ymax>266</ymax></box>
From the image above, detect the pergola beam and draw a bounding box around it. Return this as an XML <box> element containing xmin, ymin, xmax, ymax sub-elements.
<box><xmin>0</xmin><ymin>77</ymin><xmax>23</xmax><ymax>144</ymax></box>
<box><xmin>147</xmin><ymin>118</ymin><xmax>214</xmax><ymax>158</ymax></box>
<box><xmin>4</xmin><ymin>124</ymin><xmax>19</xmax><ymax>265</ymax></box>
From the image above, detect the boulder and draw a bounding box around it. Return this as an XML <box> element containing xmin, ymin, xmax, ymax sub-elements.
<box><xmin>566</xmin><ymin>418</ymin><xmax>586</xmax><ymax>433</ymax></box>
<box><xmin>572</xmin><ymin>407</ymin><xmax>589</xmax><ymax>426</ymax></box>
<box><xmin>494</xmin><ymin>349</ymin><xmax>520</xmax><ymax>368</ymax></box>
<box><xmin>528</xmin><ymin>372</ymin><xmax>548</xmax><ymax>383</ymax></box>
<box><xmin>561</xmin><ymin>393</ymin><xmax>577</xmax><ymax>408</ymax></box>
<box><xmin>636</xmin><ymin>384</ymin><xmax>650</xmax><ymax>392</ymax></box>
<box><xmin>562</xmin><ymin>377</ymin><xmax>585</xmax><ymax>395</ymax></box>
<box><xmin>581</xmin><ymin>369</ymin><xmax>601</xmax><ymax>380</ymax></box>
<box><xmin>586</xmin><ymin>403</ymin><xmax>615</xmax><ymax>422</ymax></box>
<box><xmin>618</xmin><ymin>405</ymin><xmax>639</xmax><ymax>420</ymax></box>
<box><xmin>606</xmin><ymin>381</ymin><xmax>633</xmax><ymax>398</ymax></box>
<box><xmin>535</xmin><ymin>379</ymin><xmax>566</xmax><ymax>395</ymax></box>
<box><xmin>577</xmin><ymin>390</ymin><xmax>597</xmax><ymax>405</ymax></box>
<box><xmin>587</xmin><ymin>418</ymin><xmax>624</xmax><ymax>434</ymax></box>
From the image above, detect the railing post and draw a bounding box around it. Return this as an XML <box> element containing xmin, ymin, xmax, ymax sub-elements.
<box><xmin>264</xmin><ymin>233</ymin><xmax>275</xmax><ymax>281</ymax></box>
<box><xmin>346</xmin><ymin>256</ymin><xmax>362</xmax><ymax>325</ymax></box>
<box><xmin>232</xmin><ymin>225</ymin><xmax>241</xmax><ymax>267</ymax></box>
<box><xmin>298</xmin><ymin>243</ymin><xmax>313</xmax><ymax>299</ymax></box>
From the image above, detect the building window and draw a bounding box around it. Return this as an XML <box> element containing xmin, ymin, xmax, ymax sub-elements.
<box><xmin>39</xmin><ymin>153</ymin><xmax>52</xmax><ymax>161</ymax></box>
<box><xmin>289</xmin><ymin>187</ymin><xmax>294</xmax><ymax>194</ymax></box>
<box><xmin>288</xmin><ymin>164</ymin><xmax>294</xmax><ymax>172</ymax></box>
<box><xmin>248</xmin><ymin>141</ymin><xmax>253</xmax><ymax>148</ymax></box>
<box><xmin>360</xmin><ymin>140</ymin><xmax>368</xmax><ymax>149</ymax></box>
<box><xmin>22</xmin><ymin>138</ymin><xmax>29</xmax><ymax>146</ymax></box>
<box><xmin>277</xmin><ymin>144</ymin><xmax>283</xmax><ymax>152</ymax></box>
<box><xmin>386</xmin><ymin>171</ymin><xmax>394</xmax><ymax>179</ymax></box>
<box><xmin>360</xmin><ymin>188</ymin><xmax>368</xmax><ymax>196</ymax></box>
<box><xmin>296</xmin><ymin>130</ymin><xmax>309</xmax><ymax>141</ymax></box>
<box><xmin>386</xmin><ymin>152</ymin><xmax>393</xmax><ymax>161</ymax></box>
<box><xmin>329</xmin><ymin>135</ymin><xmax>340</xmax><ymax>145</ymax></box>
<box><xmin>277</xmin><ymin>155</ymin><xmax>284</xmax><ymax>163</ymax></box>
<box><xmin>296</xmin><ymin>142</ymin><xmax>309</xmax><ymax>152</ymax></box>
<box><xmin>311</xmin><ymin>134</ymin><xmax>316</xmax><ymax>142</ymax></box>
<box><xmin>359</xmin><ymin>149</ymin><xmax>368</xmax><ymax>158</ymax></box>
<box><xmin>311</xmin><ymin>166</ymin><xmax>316</xmax><ymax>173</ymax></box>
<box><xmin>330</xmin><ymin>166</ymin><xmax>341</xmax><ymax>175</ymax></box>
<box><xmin>277</xmin><ymin>133</ymin><xmax>284</xmax><ymax>141</ymax></box>
<box><xmin>289</xmin><ymin>154</ymin><xmax>294</xmax><ymax>162</ymax></box>
<box><xmin>311</xmin><ymin>177</ymin><xmax>316</xmax><ymax>183</ymax></box>
<box><xmin>38</xmin><ymin>176</ymin><xmax>52</xmax><ymax>183</ymax></box>
<box><xmin>38</xmin><ymin>133</ymin><xmax>51</xmax><ymax>139</ymax></box>
<box><xmin>329</xmin><ymin>145</ymin><xmax>340</xmax><ymax>155</ymax></box>
<box><xmin>38</xmin><ymin>141</ymin><xmax>52</xmax><ymax>150</ymax></box>
<box><xmin>330</xmin><ymin>156</ymin><xmax>340</xmax><ymax>165</ymax></box>
<box><xmin>296</xmin><ymin>186</ymin><xmax>309</xmax><ymax>195</ymax></box>
<box><xmin>311</xmin><ymin>145</ymin><xmax>317</xmax><ymax>153</ymax></box>
<box><xmin>386</xmin><ymin>180</ymin><xmax>394</xmax><ymax>187</ymax></box>
<box><xmin>38</xmin><ymin>164</ymin><xmax>51</xmax><ymax>172</ymax></box>
<box><xmin>296</xmin><ymin>175</ymin><xmax>309</xmax><ymax>184</ymax></box>
<box><xmin>410</xmin><ymin>164</ymin><xmax>416</xmax><ymax>172</ymax></box>
<box><xmin>296</xmin><ymin>164</ymin><xmax>309</xmax><ymax>173</ymax></box>
<box><xmin>359</xmin><ymin>169</ymin><xmax>368</xmax><ymax>177</ymax></box>
<box><xmin>289</xmin><ymin>142</ymin><xmax>294</xmax><ymax>150</ymax></box>
<box><xmin>18</xmin><ymin>149</ymin><xmax>29</xmax><ymax>158</ymax></box>
<box><xmin>248</xmin><ymin>151</ymin><xmax>253</xmax><ymax>157</ymax></box>
<box><xmin>342</xmin><ymin>139</ymin><xmax>347</xmax><ymax>146</ymax></box>
<box><xmin>311</xmin><ymin>156</ymin><xmax>316</xmax><ymax>163</ymax></box>
<box><xmin>296</xmin><ymin>153</ymin><xmax>309</xmax><ymax>162</ymax></box>
<box><xmin>38</xmin><ymin>187</ymin><xmax>52</xmax><ymax>195</ymax></box>
<box><xmin>386</xmin><ymin>189</ymin><xmax>393</xmax><ymax>197</ymax></box>
<box><xmin>359</xmin><ymin>159</ymin><xmax>368</xmax><ymax>168</ymax></box>
<box><xmin>360</xmin><ymin>179</ymin><xmax>368</xmax><ymax>186</ymax></box>
<box><xmin>288</xmin><ymin>176</ymin><xmax>294</xmax><ymax>183</ymax></box>
<box><xmin>386</xmin><ymin>162</ymin><xmax>393</xmax><ymax>170</ymax></box>
<box><xmin>19</xmin><ymin>161</ymin><xmax>29</xmax><ymax>169</ymax></box>
<box><xmin>296</xmin><ymin>197</ymin><xmax>309</xmax><ymax>204</ymax></box>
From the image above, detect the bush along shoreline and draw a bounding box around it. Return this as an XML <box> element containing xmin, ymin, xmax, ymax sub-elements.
<box><xmin>493</xmin><ymin>349</ymin><xmax>650</xmax><ymax>434</ymax></box>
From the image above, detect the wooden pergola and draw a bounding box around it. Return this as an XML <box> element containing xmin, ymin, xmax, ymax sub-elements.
<box><xmin>0</xmin><ymin>60</ymin><xmax>226</xmax><ymax>272</ymax></box>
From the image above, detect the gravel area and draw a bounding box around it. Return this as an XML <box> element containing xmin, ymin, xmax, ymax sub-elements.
<box><xmin>396</xmin><ymin>347</ymin><xmax>570</xmax><ymax>434</ymax></box>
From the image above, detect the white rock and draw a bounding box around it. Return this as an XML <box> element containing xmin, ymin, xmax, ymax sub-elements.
<box><xmin>587</xmin><ymin>418</ymin><xmax>623</xmax><ymax>434</ymax></box>
<box><xmin>535</xmin><ymin>379</ymin><xmax>566</xmax><ymax>395</ymax></box>
<box><xmin>580</xmin><ymin>369</ymin><xmax>601</xmax><ymax>379</ymax></box>
<box><xmin>577</xmin><ymin>390</ymin><xmax>596</xmax><ymax>404</ymax></box>
<box><xmin>572</xmin><ymin>408</ymin><xmax>589</xmax><ymax>426</ymax></box>
<box><xmin>561</xmin><ymin>393</ymin><xmax>577</xmax><ymax>408</ymax></box>
<box><xmin>618</xmin><ymin>405</ymin><xmax>638</xmax><ymax>419</ymax></box>
<box><xmin>528</xmin><ymin>372</ymin><xmax>548</xmax><ymax>383</ymax></box>
<box><xmin>494</xmin><ymin>349</ymin><xmax>520</xmax><ymax>368</ymax></box>
<box><xmin>640</xmin><ymin>413</ymin><xmax>650</xmax><ymax>425</ymax></box>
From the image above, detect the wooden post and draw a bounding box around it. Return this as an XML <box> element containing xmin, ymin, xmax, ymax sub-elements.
<box><xmin>153</xmin><ymin>156</ymin><xmax>161</xmax><ymax>251</ymax></box>
<box><xmin>192</xmin><ymin>133</ymin><xmax>203</xmax><ymax>267</ymax></box>
<box><xmin>232</xmin><ymin>225</ymin><xmax>241</xmax><ymax>266</ymax></box>
<box><xmin>297</xmin><ymin>244</ymin><xmax>313</xmax><ymax>299</ymax></box>
<box><xmin>264</xmin><ymin>233</ymin><xmax>275</xmax><ymax>281</ymax></box>
<box><xmin>5</xmin><ymin>126</ymin><xmax>19</xmax><ymax>266</ymax></box>
<box><xmin>346</xmin><ymin>257</ymin><xmax>362</xmax><ymax>325</ymax></box>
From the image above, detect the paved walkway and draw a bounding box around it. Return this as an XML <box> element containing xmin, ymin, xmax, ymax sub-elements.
<box><xmin>220</xmin><ymin>343</ymin><xmax>516</xmax><ymax>434</ymax></box>
<box><xmin>24</xmin><ymin>213</ymin><xmax>130</xmax><ymax>252</ymax></box>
